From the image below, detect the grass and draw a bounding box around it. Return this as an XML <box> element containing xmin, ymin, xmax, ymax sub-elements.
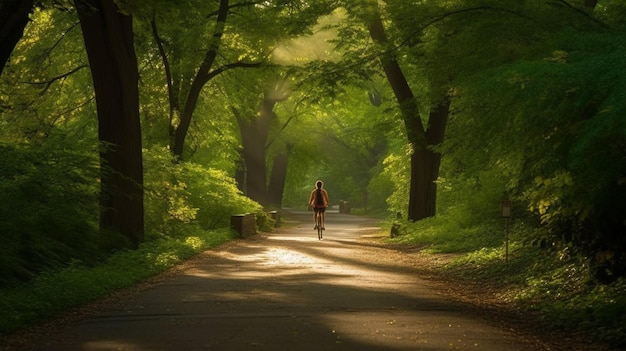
<box><xmin>387</xmin><ymin>216</ymin><xmax>626</xmax><ymax>348</ymax></box>
<box><xmin>0</xmin><ymin>226</ymin><xmax>237</xmax><ymax>336</ymax></box>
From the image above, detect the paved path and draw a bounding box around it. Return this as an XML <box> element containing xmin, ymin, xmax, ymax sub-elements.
<box><xmin>21</xmin><ymin>211</ymin><xmax>544</xmax><ymax>351</ymax></box>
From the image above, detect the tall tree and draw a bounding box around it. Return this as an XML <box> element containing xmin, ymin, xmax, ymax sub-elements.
<box><xmin>75</xmin><ymin>0</ymin><xmax>144</xmax><ymax>248</ymax></box>
<box><xmin>368</xmin><ymin>10</ymin><xmax>449</xmax><ymax>221</ymax></box>
<box><xmin>233</xmin><ymin>79</ymin><xmax>291</xmax><ymax>206</ymax></box>
<box><xmin>0</xmin><ymin>0</ymin><xmax>34</xmax><ymax>76</ymax></box>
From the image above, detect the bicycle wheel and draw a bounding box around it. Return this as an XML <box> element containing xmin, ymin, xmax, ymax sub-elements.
<box><xmin>317</xmin><ymin>213</ymin><xmax>323</xmax><ymax>240</ymax></box>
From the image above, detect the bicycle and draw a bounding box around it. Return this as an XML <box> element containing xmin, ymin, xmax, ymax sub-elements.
<box><xmin>315</xmin><ymin>210</ymin><xmax>323</xmax><ymax>240</ymax></box>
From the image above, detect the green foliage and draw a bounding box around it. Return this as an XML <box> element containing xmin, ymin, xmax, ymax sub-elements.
<box><xmin>365</xmin><ymin>161</ymin><xmax>394</xmax><ymax>217</ymax></box>
<box><xmin>255</xmin><ymin>211</ymin><xmax>276</xmax><ymax>232</ymax></box>
<box><xmin>381</xmin><ymin>151</ymin><xmax>410</xmax><ymax>218</ymax></box>
<box><xmin>143</xmin><ymin>147</ymin><xmax>263</xmax><ymax>239</ymax></box>
<box><xmin>444</xmin><ymin>14</ymin><xmax>626</xmax><ymax>279</ymax></box>
<box><xmin>391</xmin><ymin>153</ymin><xmax>526</xmax><ymax>253</ymax></box>
<box><xmin>0</xmin><ymin>142</ymin><xmax>100</xmax><ymax>285</ymax></box>
<box><xmin>388</xmin><ymin>214</ymin><xmax>504</xmax><ymax>254</ymax></box>
<box><xmin>0</xmin><ymin>227</ymin><xmax>235</xmax><ymax>334</ymax></box>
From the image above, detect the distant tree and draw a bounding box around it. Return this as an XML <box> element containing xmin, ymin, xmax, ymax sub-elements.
<box><xmin>232</xmin><ymin>78</ymin><xmax>291</xmax><ymax>206</ymax></box>
<box><xmin>267</xmin><ymin>145</ymin><xmax>291</xmax><ymax>209</ymax></box>
<box><xmin>75</xmin><ymin>0</ymin><xmax>144</xmax><ymax>248</ymax></box>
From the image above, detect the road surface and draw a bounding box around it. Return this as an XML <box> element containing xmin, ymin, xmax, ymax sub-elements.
<box><xmin>17</xmin><ymin>211</ymin><xmax>545</xmax><ymax>351</ymax></box>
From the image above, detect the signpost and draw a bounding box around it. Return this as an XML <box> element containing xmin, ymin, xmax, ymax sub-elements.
<box><xmin>502</xmin><ymin>200</ymin><xmax>511</xmax><ymax>262</ymax></box>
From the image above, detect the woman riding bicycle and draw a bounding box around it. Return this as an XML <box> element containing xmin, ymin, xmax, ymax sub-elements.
<box><xmin>309</xmin><ymin>180</ymin><xmax>329</xmax><ymax>230</ymax></box>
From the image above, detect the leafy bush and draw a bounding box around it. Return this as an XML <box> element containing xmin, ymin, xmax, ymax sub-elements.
<box><xmin>381</xmin><ymin>151</ymin><xmax>410</xmax><ymax>218</ymax></box>
<box><xmin>143</xmin><ymin>147</ymin><xmax>262</xmax><ymax>239</ymax></box>
<box><xmin>0</xmin><ymin>145</ymin><xmax>263</xmax><ymax>287</ymax></box>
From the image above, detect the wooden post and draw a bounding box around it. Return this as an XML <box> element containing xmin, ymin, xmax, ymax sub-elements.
<box><xmin>231</xmin><ymin>213</ymin><xmax>256</xmax><ymax>237</ymax></box>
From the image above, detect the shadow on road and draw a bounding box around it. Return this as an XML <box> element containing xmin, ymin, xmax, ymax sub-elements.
<box><xmin>18</xmin><ymin>211</ymin><xmax>542</xmax><ymax>351</ymax></box>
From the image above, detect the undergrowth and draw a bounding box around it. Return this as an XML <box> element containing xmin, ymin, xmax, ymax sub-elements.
<box><xmin>0</xmin><ymin>226</ymin><xmax>236</xmax><ymax>337</ymax></box>
<box><xmin>387</xmin><ymin>217</ymin><xmax>626</xmax><ymax>348</ymax></box>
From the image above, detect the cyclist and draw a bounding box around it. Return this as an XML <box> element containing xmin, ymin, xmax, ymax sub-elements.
<box><xmin>309</xmin><ymin>180</ymin><xmax>329</xmax><ymax>230</ymax></box>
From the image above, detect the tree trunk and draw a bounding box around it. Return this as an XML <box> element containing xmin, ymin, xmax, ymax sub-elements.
<box><xmin>267</xmin><ymin>146</ymin><xmax>291</xmax><ymax>209</ymax></box>
<box><xmin>369</xmin><ymin>12</ymin><xmax>449</xmax><ymax>221</ymax></box>
<box><xmin>150</xmin><ymin>17</ymin><xmax>178</xmax><ymax>144</ymax></box>
<box><xmin>234</xmin><ymin>154</ymin><xmax>246</xmax><ymax>193</ymax></box>
<box><xmin>234</xmin><ymin>97</ymin><xmax>276</xmax><ymax>206</ymax></box>
<box><xmin>75</xmin><ymin>0</ymin><xmax>144</xmax><ymax>248</ymax></box>
<box><xmin>0</xmin><ymin>0</ymin><xmax>33</xmax><ymax>76</ymax></box>
<box><xmin>242</xmin><ymin>137</ymin><xmax>268</xmax><ymax>206</ymax></box>
<box><xmin>409</xmin><ymin>100</ymin><xmax>450</xmax><ymax>219</ymax></box>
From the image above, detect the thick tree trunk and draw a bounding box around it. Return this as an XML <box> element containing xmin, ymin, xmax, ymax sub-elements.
<box><xmin>234</xmin><ymin>97</ymin><xmax>276</xmax><ymax>206</ymax></box>
<box><xmin>267</xmin><ymin>147</ymin><xmax>290</xmax><ymax>209</ymax></box>
<box><xmin>75</xmin><ymin>0</ymin><xmax>144</xmax><ymax>248</ymax></box>
<box><xmin>242</xmin><ymin>139</ymin><xmax>268</xmax><ymax>205</ymax></box>
<box><xmin>410</xmin><ymin>100</ymin><xmax>450</xmax><ymax>218</ymax></box>
<box><xmin>234</xmin><ymin>155</ymin><xmax>246</xmax><ymax>193</ymax></box>
<box><xmin>369</xmin><ymin>13</ymin><xmax>449</xmax><ymax>221</ymax></box>
<box><xmin>0</xmin><ymin>0</ymin><xmax>33</xmax><ymax>76</ymax></box>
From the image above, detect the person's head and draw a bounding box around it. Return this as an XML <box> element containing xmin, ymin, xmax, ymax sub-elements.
<box><xmin>316</xmin><ymin>180</ymin><xmax>323</xmax><ymax>189</ymax></box>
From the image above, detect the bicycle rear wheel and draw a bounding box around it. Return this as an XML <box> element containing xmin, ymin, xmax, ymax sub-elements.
<box><xmin>317</xmin><ymin>213</ymin><xmax>323</xmax><ymax>240</ymax></box>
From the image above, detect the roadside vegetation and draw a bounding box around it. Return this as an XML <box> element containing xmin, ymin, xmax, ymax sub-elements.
<box><xmin>387</xmin><ymin>216</ymin><xmax>626</xmax><ymax>348</ymax></box>
<box><xmin>0</xmin><ymin>146</ymin><xmax>273</xmax><ymax>336</ymax></box>
<box><xmin>0</xmin><ymin>201</ymin><xmax>273</xmax><ymax>339</ymax></box>
<box><xmin>0</xmin><ymin>227</ymin><xmax>234</xmax><ymax>334</ymax></box>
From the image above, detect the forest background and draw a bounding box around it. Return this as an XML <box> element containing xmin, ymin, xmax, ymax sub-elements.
<box><xmin>1</xmin><ymin>0</ymin><xmax>625</xmax><ymax>347</ymax></box>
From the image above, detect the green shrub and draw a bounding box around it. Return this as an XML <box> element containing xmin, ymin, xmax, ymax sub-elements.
<box><xmin>143</xmin><ymin>147</ymin><xmax>262</xmax><ymax>239</ymax></box>
<box><xmin>255</xmin><ymin>211</ymin><xmax>275</xmax><ymax>232</ymax></box>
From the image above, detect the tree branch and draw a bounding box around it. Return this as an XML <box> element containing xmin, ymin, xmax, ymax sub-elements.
<box><xmin>150</xmin><ymin>14</ymin><xmax>177</xmax><ymax>139</ymax></box>
<box><xmin>22</xmin><ymin>65</ymin><xmax>88</xmax><ymax>94</ymax></box>
<box><xmin>206</xmin><ymin>60</ymin><xmax>264</xmax><ymax>80</ymax></box>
